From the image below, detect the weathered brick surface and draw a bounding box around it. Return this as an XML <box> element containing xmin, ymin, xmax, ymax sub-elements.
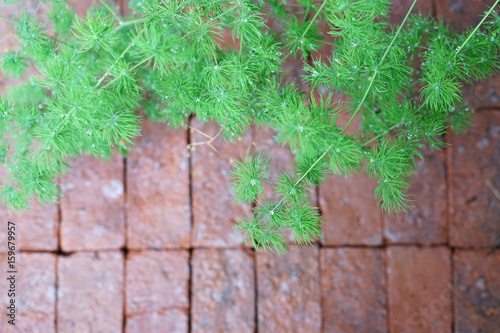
<box><xmin>191</xmin><ymin>249</ymin><xmax>255</xmax><ymax>333</ymax></box>
<box><xmin>126</xmin><ymin>309</ymin><xmax>188</xmax><ymax>333</ymax></box>
<box><xmin>60</xmin><ymin>153</ymin><xmax>125</xmax><ymax>251</ymax></box>
<box><xmin>257</xmin><ymin>246</ymin><xmax>321</xmax><ymax>332</ymax></box>
<box><xmin>126</xmin><ymin>117</ymin><xmax>190</xmax><ymax>250</ymax></box>
<box><xmin>0</xmin><ymin>202</ymin><xmax>58</xmax><ymax>252</ymax></box>
<box><xmin>57</xmin><ymin>252</ymin><xmax>123</xmax><ymax>333</ymax></box>
<box><xmin>384</xmin><ymin>148</ymin><xmax>447</xmax><ymax>245</ymax></box>
<box><xmin>387</xmin><ymin>246</ymin><xmax>452</xmax><ymax>333</ymax></box>
<box><xmin>390</xmin><ymin>0</ymin><xmax>434</xmax><ymax>23</ymax></box>
<box><xmin>320</xmin><ymin>248</ymin><xmax>387</xmax><ymax>333</ymax></box>
<box><xmin>453</xmin><ymin>250</ymin><xmax>500</xmax><ymax>332</ymax></box>
<box><xmin>320</xmin><ymin>173</ymin><xmax>383</xmax><ymax>245</ymax></box>
<box><xmin>126</xmin><ymin>250</ymin><xmax>189</xmax><ymax>316</ymax></box>
<box><xmin>191</xmin><ymin>120</ymin><xmax>252</xmax><ymax>247</ymax></box>
<box><xmin>319</xmin><ymin>110</ymin><xmax>383</xmax><ymax>246</ymax></box>
<box><xmin>0</xmin><ymin>253</ymin><xmax>56</xmax><ymax>333</ymax></box>
<box><xmin>448</xmin><ymin>110</ymin><xmax>500</xmax><ymax>247</ymax></box>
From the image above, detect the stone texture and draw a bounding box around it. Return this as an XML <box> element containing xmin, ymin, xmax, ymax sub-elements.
<box><xmin>126</xmin><ymin>309</ymin><xmax>188</xmax><ymax>333</ymax></box>
<box><xmin>319</xmin><ymin>172</ymin><xmax>383</xmax><ymax>245</ymax></box>
<box><xmin>448</xmin><ymin>111</ymin><xmax>500</xmax><ymax>247</ymax></box>
<box><xmin>390</xmin><ymin>0</ymin><xmax>434</xmax><ymax>23</ymax></box>
<box><xmin>453</xmin><ymin>250</ymin><xmax>500</xmax><ymax>333</ymax></box>
<box><xmin>436</xmin><ymin>0</ymin><xmax>500</xmax><ymax>109</ymax></box>
<box><xmin>191</xmin><ymin>249</ymin><xmax>255</xmax><ymax>333</ymax></box>
<box><xmin>126</xmin><ymin>250</ymin><xmax>189</xmax><ymax>315</ymax></box>
<box><xmin>126</xmin><ymin>117</ymin><xmax>190</xmax><ymax>250</ymax></box>
<box><xmin>0</xmin><ymin>253</ymin><xmax>56</xmax><ymax>333</ymax></box>
<box><xmin>57</xmin><ymin>252</ymin><xmax>123</xmax><ymax>333</ymax></box>
<box><xmin>387</xmin><ymin>246</ymin><xmax>452</xmax><ymax>333</ymax></box>
<box><xmin>60</xmin><ymin>153</ymin><xmax>125</xmax><ymax>251</ymax></box>
<box><xmin>257</xmin><ymin>246</ymin><xmax>321</xmax><ymax>332</ymax></box>
<box><xmin>191</xmin><ymin>120</ymin><xmax>252</xmax><ymax>247</ymax></box>
<box><xmin>384</xmin><ymin>148</ymin><xmax>447</xmax><ymax>245</ymax></box>
<box><xmin>320</xmin><ymin>248</ymin><xmax>387</xmax><ymax>333</ymax></box>
<box><xmin>0</xmin><ymin>202</ymin><xmax>58</xmax><ymax>252</ymax></box>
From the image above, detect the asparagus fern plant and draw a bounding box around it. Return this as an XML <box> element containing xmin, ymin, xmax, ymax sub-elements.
<box><xmin>0</xmin><ymin>0</ymin><xmax>499</xmax><ymax>253</ymax></box>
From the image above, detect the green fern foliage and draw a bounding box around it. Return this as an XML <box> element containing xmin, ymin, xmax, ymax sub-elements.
<box><xmin>0</xmin><ymin>0</ymin><xmax>499</xmax><ymax>253</ymax></box>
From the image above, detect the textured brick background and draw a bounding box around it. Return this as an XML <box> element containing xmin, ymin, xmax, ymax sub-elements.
<box><xmin>0</xmin><ymin>0</ymin><xmax>499</xmax><ymax>332</ymax></box>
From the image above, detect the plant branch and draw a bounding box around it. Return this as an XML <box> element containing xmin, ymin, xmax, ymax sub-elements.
<box><xmin>302</xmin><ymin>0</ymin><xmax>327</xmax><ymax>38</ymax></box>
<box><xmin>453</xmin><ymin>0</ymin><xmax>500</xmax><ymax>57</ymax></box>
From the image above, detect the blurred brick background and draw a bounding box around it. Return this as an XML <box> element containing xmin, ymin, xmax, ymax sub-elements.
<box><xmin>0</xmin><ymin>0</ymin><xmax>499</xmax><ymax>332</ymax></box>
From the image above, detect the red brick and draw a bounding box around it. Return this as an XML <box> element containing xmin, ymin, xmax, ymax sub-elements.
<box><xmin>60</xmin><ymin>153</ymin><xmax>125</xmax><ymax>251</ymax></box>
<box><xmin>453</xmin><ymin>250</ymin><xmax>500</xmax><ymax>332</ymax></box>
<box><xmin>320</xmin><ymin>248</ymin><xmax>387</xmax><ymax>332</ymax></box>
<box><xmin>384</xmin><ymin>148</ymin><xmax>447</xmax><ymax>245</ymax></box>
<box><xmin>191</xmin><ymin>120</ymin><xmax>252</xmax><ymax>247</ymax></box>
<box><xmin>191</xmin><ymin>249</ymin><xmax>255</xmax><ymax>333</ymax></box>
<box><xmin>435</xmin><ymin>0</ymin><xmax>493</xmax><ymax>31</ymax></box>
<box><xmin>387</xmin><ymin>246</ymin><xmax>452</xmax><ymax>333</ymax></box>
<box><xmin>319</xmin><ymin>173</ymin><xmax>383</xmax><ymax>245</ymax></box>
<box><xmin>57</xmin><ymin>252</ymin><xmax>123</xmax><ymax>333</ymax></box>
<box><xmin>126</xmin><ymin>309</ymin><xmax>188</xmax><ymax>333</ymax></box>
<box><xmin>0</xmin><ymin>202</ymin><xmax>58</xmax><ymax>251</ymax></box>
<box><xmin>257</xmin><ymin>246</ymin><xmax>321</xmax><ymax>332</ymax></box>
<box><xmin>390</xmin><ymin>0</ymin><xmax>433</xmax><ymax>23</ymax></box>
<box><xmin>253</xmin><ymin>125</ymin><xmax>318</xmax><ymax>244</ymax></box>
<box><xmin>126</xmin><ymin>117</ymin><xmax>190</xmax><ymax>250</ymax></box>
<box><xmin>67</xmin><ymin>0</ymin><xmax>100</xmax><ymax>16</ymax></box>
<box><xmin>0</xmin><ymin>253</ymin><xmax>56</xmax><ymax>332</ymax></box>
<box><xmin>436</xmin><ymin>0</ymin><xmax>500</xmax><ymax>109</ymax></box>
<box><xmin>448</xmin><ymin>110</ymin><xmax>500</xmax><ymax>247</ymax></box>
<box><xmin>126</xmin><ymin>251</ymin><xmax>189</xmax><ymax>315</ymax></box>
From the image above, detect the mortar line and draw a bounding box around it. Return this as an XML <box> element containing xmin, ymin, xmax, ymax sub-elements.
<box><xmin>187</xmin><ymin>115</ymin><xmax>194</xmax><ymax>333</ymax></box>
<box><xmin>250</xmin><ymin>124</ymin><xmax>259</xmax><ymax>333</ymax></box>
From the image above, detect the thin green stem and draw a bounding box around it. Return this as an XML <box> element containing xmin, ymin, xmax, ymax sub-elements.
<box><xmin>130</xmin><ymin>55</ymin><xmax>153</xmax><ymax>71</ymax></box>
<box><xmin>99</xmin><ymin>0</ymin><xmax>121</xmax><ymax>24</ymax></box>
<box><xmin>453</xmin><ymin>0</ymin><xmax>500</xmax><ymax>57</ymax></box>
<box><xmin>111</xmin><ymin>19</ymin><xmax>143</xmax><ymax>34</ymax></box>
<box><xmin>302</xmin><ymin>0</ymin><xmax>327</xmax><ymax>38</ymax></box>
<box><xmin>239</xmin><ymin>36</ymin><xmax>244</xmax><ymax>58</ymax></box>
<box><xmin>342</xmin><ymin>0</ymin><xmax>418</xmax><ymax>135</ymax></box>
<box><xmin>271</xmin><ymin>0</ymin><xmax>419</xmax><ymax>208</ymax></box>
<box><xmin>95</xmin><ymin>30</ymin><xmax>143</xmax><ymax>88</ymax></box>
<box><xmin>211</xmin><ymin>5</ymin><xmax>238</xmax><ymax>22</ymax></box>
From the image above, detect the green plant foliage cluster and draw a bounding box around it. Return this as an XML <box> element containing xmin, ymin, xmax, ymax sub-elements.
<box><xmin>0</xmin><ymin>0</ymin><xmax>499</xmax><ymax>253</ymax></box>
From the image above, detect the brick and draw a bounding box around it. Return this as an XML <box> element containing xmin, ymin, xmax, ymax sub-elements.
<box><xmin>0</xmin><ymin>202</ymin><xmax>58</xmax><ymax>252</ymax></box>
<box><xmin>436</xmin><ymin>0</ymin><xmax>500</xmax><ymax>109</ymax></box>
<box><xmin>319</xmin><ymin>172</ymin><xmax>383</xmax><ymax>245</ymax></box>
<box><xmin>57</xmin><ymin>252</ymin><xmax>123</xmax><ymax>333</ymax></box>
<box><xmin>320</xmin><ymin>248</ymin><xmax>387</xmax><ymax>332</ymax></box>
<box><xmin>390</xmin><ymin>0</ymin><xmax>433</xmax><ymax>23</ymax></box>
<box><xmin>60</xmin><ymin>153</ymin><xmax>125</xmax><ymax>251</ymax></box>
<box><xmin>435</xmin><ymin>0</ymin><xmax>492</xmax><ymax>31</ymax></box>
<box><xmin>257</xmin><ymin>246</ymin><xmax>321</xmax><ymax>332</ymax></box>
<box><xmin>126</xmin><ymin>309</ymin><xmax>188</xmax><ymax>333</ymax></box>
<box><xmin>448</xmin><ymin>110</ymin><xmax>500</xmax><ymax>247</ymax></box>
<box><xmin>316</xmin><ymin>107</ymin><xmax>383</xmax><ymax>246</ymax></box>
<box><xmin>0</xmin><ymin>253</ymin><xmax>56</xmax><ymax>333</ymax></box>
<box><xmin>453</xmin><ymin>250</ymin><xmax>500</xmax><ymax>332</ymax></box>
<box><xmin>253</xmin><ymin>125</ymin><xmax>318</xmax><ymax>244</ymax></box>
<box><xmin>191</xmin><ymin>120</ymin><xmax>252</xmax><ymax>247</ymax></box>
<box><xmin>191</xmin><ymin>249</ymin><xmax>255</xmax><ymax>333</ymax></box>
<box><xmin>384</xmin><ymin>148</ymin><xmax>447</xmax><ymax>245</ymax></box>
<box><xmin>126</xmin><ymin>251</ymin><xmax>189</xmax><ymax>315</ymax></box>
<box><xmin>126</xmin><ymin>117</ymin><xmax>190</xmax><ymax>250</ymax></box>
<box><xmin>387</xmin><ymin>246</ymin><xmax>452</xmax><ymax>333</ymax></box>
